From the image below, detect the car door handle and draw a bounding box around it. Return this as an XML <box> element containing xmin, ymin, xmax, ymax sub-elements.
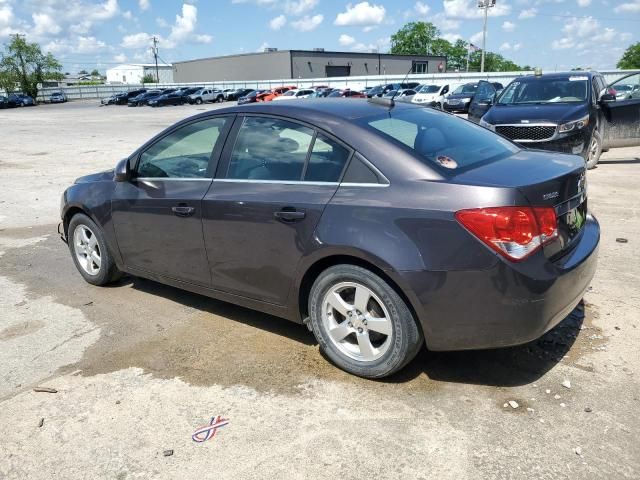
<box><xmin>274</xmin><ymin>208</ymin><xmax>306</xmax><ymax>222</ymax></box>
<box><xmin>172</xmin><ymin>205</ymin><xmax>195</xmax><ymax>217</ymax></box>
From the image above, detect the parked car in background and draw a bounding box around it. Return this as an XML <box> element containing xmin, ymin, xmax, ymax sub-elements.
<box><xmin>226</xmin><ymin>88</ymin><xmax>255</xmax><ymax>102</ymax></box>
<box><xmin>612</xmin><ymin>81</ymin><xmax>640</xmax><ymax>100</ymax></box>
<box><xmin>189</xmin><ymin>88</ymin><xmax>224</xmax><ymax>104</ymax></box>
<box><xmin>326</xmin><ymin>89</ymin><xmax>366</xmax><ymax>98</ymax></box>
<box><xmin>119</xmin><ymin>89</ymin><xmax>147</xmax><ymax>105</ymax></box>
<box><xmin>128</xmin><ymin>90</ymin><xmax>162</xmax><ymax>107</ymax></box>
<box><xmin>257</xmin><ymin>86</ymin><xmax>297</xmax><ymax>102</ymax></box>
<box><xmin>444</xmin><ymin>83</ymin><xmax>479</xmax><ymax>112</ymax></box>
<box><xmin>60</xmin><ymin>99</ymin><xmax>599</xmax><ymax>379</ymax></box>
<box><xmin>367</xmin><ymin>83</ymin><xmax>420</xmax><ymax>98</ymax></box>
<box><xmin>238</xmin><ymin>90</ymin><xmax>267</xmax><ymax>105</ymax></box>
<box><xmin>50</xmin><ymin>91</ymin><xmax>68</xmax><ymax>103</ymax></box>
<box><xmin>474</xmin><ymin>71</ymin><xmax>640</xmax><ymax>169</ymax></box>
<box><xmin>148</xmin><ymin>92</ymin><xmax>186</xmax><ymax>107</ymax></box>
<box><xmin>0</xmin><ymin>95</ymin><xmax>9</xmax><ymax>108</ymax></box>
<box><xmin>272</xmin><ymin>88</ymin><xmax>315</xmax><ymax>101</ymax></box>
<box><xmin>222</xmin><ymin>89</ymin><xmax>236</xmax><ymax>100</ymax></box>
<box><xmin>383</xmin><ymin>89</ymin><xmax>417</xmax><ymax>102</ymax></box>
<box><xmin>412</xmin><ymin>84</ymin><xmax>450</xmax><ymax>108</ymax></box>
<box><xmin>9</xmin><ymin>94</ymin><xmax>35</xmax><ymax>106</ymax></box>
<box><xmin>177</xmin><ymin>87</ymin><xmax>202</xmax><ymax>102</ymax></box>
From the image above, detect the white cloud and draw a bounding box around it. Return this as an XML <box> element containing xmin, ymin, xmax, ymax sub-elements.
<box><xmin>415</xmin><ymin>1</ymin><xmax>430</xmax><ymax>15</ymax></box>
<box><xmin>614</xmin><ymin>0</ymin><xmax>640</xmax><ymax>12</ymax></box>
<box><xmin>76</xmin><ymin>35</ymin><xmax>107</xmax><ymax>53</ymax></box>
<box><xmin>44</xmin><ymin>35</ymin><xmax>108</xmax><ymax>55</ymax></box>
<box><xmin>518</xmin><ymin>8</ymin><xmax>537</xmax><ymax>19</ymax></box>
<box><xmin>432</xmin><ymin>12</ymin><xmax>460</xmax><ymax>31</ymax></box>
<box><xmin>339</xmin><ymin>34</ymin><xmax>356</xmax><ymax>46</ymax></box>
<box><xmin>513</xmin><ymin>42</ymin><xmax>522</xmax><ymax>51</ymax></box>
<box><xmin>552</xmin><ymin>37</ymin><xmax>575</xmax><ymax>49</ymax></box>
<box><xmin>139</xmin><ymin>0</ymin><xmax>150</xmax><ymax>11</ymax></box>
<box><xmin>562</xmin><ymin>16</ymin><xmax>599</xmax><ymax>38</ymax></box>
<box><xmin>121</xmin><ymin>32</ymin><xmax>152</xmax><ymax>49</ymax></box>
<box><xmin>32</xmin><ymin>13</ymin><xmax>61</xmax><ymax>36</ymax></box>
<box><xmin>258</xmin><ymin>41</ymin><xmax>270</xmax><ymax>52</ymax></box>
<box><xmin>113</xmin><ymin>53</ymin><xmax>127</xmax><ymax>63</ymax></box>
<box><xmin>270</xmin><ymin>14</ymin><xmax>287</xmax><ymax>30</ymax></box>
<box><xmin>499</xmin><ymin>42</ymin><xmax>512</xmax><ymax>51</ymax></box>
<box><xmin>164</xmin><ymin>3</ymin><xmax>212</xmax><ymax>47</ymax></box>
<box><xmin>284</xmin><ymin>0</ymin><xmax>318</xmax><ymax>15</ymax></box>
<box><xmin>502</xmin><ymin>20</ymin><xmax>515</xmax><ymax>32</ymax></box>
<box><xmin>577</xmin><ymin>0</ymin><xmax>591</xmax><ymax>5</ymax></box>
<box><xmin>122</xmin><ymin>10</ymin><xmax>133</xmax><ymax>20</ymax></box>
<box><xmin>442</xmin><ymin>33</ymin><xmax>462</xmax><ymax>42</ymax></box>
<box><xmin>291</xmin><ymin>13</ymin><xmax>323</xmax><ymax>31</ymax></box>
<box><xmin>351</xmin><ymin>36</ymin><xmax>389</xmax><ymax>53</ymax></box>
<box><xmin>470</xmin><ymin>31</ymin><xmax>486</xmax><ymax>45</ymax></box>
<box><xmin>443</xmin><ymin>0</ymin><xmax>511</xmax><ymax>19</ymax></box>
<box><xmin>156</xmin><ymin>17</ymin><xmax>168</xmax><ymax>27</ymax></box>
<box><xmin>334</xmin><ymin>2</ymin><xmax>386</xmax><ymax>27</ymax></box>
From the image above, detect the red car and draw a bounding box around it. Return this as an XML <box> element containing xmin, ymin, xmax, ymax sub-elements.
<box><xmin>327</xmin><ymin>89</ymin><xmax>366</xmax><ymax>98</ymax></box>
<box><xmin>257</xmin><ymin>86</ymin><xmax>298</xmax><ymax>102</ymax></box>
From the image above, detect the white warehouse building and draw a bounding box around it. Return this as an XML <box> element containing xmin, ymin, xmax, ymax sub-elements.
<box><xmin>106</xmin><ymin>64</ymin><xmax>174</xmax><ymax>84</ymax></box>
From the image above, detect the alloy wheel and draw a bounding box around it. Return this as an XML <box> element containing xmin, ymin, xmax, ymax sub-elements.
<box><xmin>588</xmin><ymin>136</ymin><xmax>599</xmax><ymax>163</ymax></box>
<box><xmin>73</xmin><ymin>224</ymin><xmax>101</xmax><ymax>275</ymax></box>
<box><xmin>321</xmin><ymin>282</ymin><xmax>393</xmax><ymax>362</ymax></box>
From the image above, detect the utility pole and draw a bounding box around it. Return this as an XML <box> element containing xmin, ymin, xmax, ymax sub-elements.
<box><xmin>151</xmin><ymin>36</ymin><xmax>159</xmax><ymax>83</ymax></box>
<box><xmin>478</xmin><ymin>0</ymin><xmax>495</xmax><ymax>73</ymax></box>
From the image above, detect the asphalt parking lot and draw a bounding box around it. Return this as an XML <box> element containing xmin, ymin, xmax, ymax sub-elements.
<box><xmin>1</xmin><ymin>100</ymin><xmax>639</xmax><ymax>479</ymax></box>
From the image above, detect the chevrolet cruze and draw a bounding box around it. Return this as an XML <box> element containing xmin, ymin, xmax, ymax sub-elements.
<box><xmin>60</xmin><ymin>99</ymin><xmax>599</xmax><ymax>378</ymax></box>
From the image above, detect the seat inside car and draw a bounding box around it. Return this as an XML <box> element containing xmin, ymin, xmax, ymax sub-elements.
<box><xmin>414</xmin><ymin>127</ymin><xmax>447</xmax><ymax>157</ymax></box>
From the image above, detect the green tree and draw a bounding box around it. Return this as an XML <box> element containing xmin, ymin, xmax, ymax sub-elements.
<box><xmin>445</xmin><ymin>39</ymin><xmax>471</xmax><ymax>71</ymax></box>
<box><xmin>141</xmin><ymin>73</ymin><xmax>156</xmax><ymax>84</ymax></box>
<box><xmin>617</xmin><ymin>42</ymin><xmax>640</xmax><ymax>69</ymax></box>
<box><xmin>90</xmin><ymin>68</ymin><xmax>100</xmax><ymax>76</ymax></box>
<box><xmin>78</xmin><ymin>69</ymin><xmax>88</xmax><ymax>75</ymax></box>
<box><xmin>0</xmin><ymin>35</ymin><xmax>63</xmax><ymax>97</ymax></box>
<box><xmin>468</xmin><ymin>51</ymin><xmax>521</xmax><ymax>72</ymax></box>
<box><xmin>390</xmin><ymin>21</ymin><xmax>441</xmax><ymax>55</ymax></box>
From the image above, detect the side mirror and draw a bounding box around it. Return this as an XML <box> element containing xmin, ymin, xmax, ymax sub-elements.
<box><xmin>114</xmin><ymin>158</ymin><xmax>131</xmax><ymax>182</ymax></box>
<box><xmin>599</xmin><ymin>93</ymin><xmax>616</xmax><ymax>103</ymax></box>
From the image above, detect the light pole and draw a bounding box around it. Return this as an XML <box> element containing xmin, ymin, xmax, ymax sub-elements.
<box><xmin>478</xmin><ymin>0</ymin><xmax>495</xmax><ymax>73</ymax></box>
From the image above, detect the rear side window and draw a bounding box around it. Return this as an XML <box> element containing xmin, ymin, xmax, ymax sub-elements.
<box><xmin>342</xmin><ymin>153</ymin><xmax>380</xmax><ymax>184</ymax></box>
<box><xmin>304</xmin><ymin>134</ymin><xmax>351</xmax><ymax>182</ymax></box>
<box><xmin>227</xmin><ymin>117</ymin><xmax>314</xmax><ymax>181</ymax></box>
<box><xmin>363</xmin><ymin>109</ymin><xmax>519</xmax><ymax>171</ymax></box>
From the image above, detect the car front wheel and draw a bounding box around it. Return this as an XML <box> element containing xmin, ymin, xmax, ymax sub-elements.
<box><xmin>195</xmin><ymin>98</ymin><xmax>203</xmax><ymax>105</ymax></box>
<box><xmin>309</xmin><ymin>265</ymin><xmax>423</xmax><ymax>378</ymax></box>
<box><xmin>585</xmin><ymin>130</ymin><xmax>602</xmax><ymax>169</ymax></box>
<box><xmin>68</xmin><ymin>213</ymin><xmax>122</xmax><ymax>286</ymax></box>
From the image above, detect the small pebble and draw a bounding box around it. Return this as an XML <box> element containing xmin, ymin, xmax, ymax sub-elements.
<box><xmin>584</xmin><ymin>407</ymin><xmax>593</xmax><ymax>413</ymax></box>
<box><xmin>526</xmin><ymin>407</ymin><xmax>535</xmax><ymax>413</ymax></box>
<box><xmin>37</xmin><ymin>418</ymin><xmax>44</xmax><ymax>428</ymax></box>
<box><xmin>554</xmin><ymin>394</ymin><xmax>561</xmax><ymax>400</ymax></box>
<box><xmin>508</xmin><ymin>400</ymin><xmax>519</xmax><ymax>409</ymax></box>
<box><xmin>615</xmin><ymin>238</ymin><xmax>628</xmax><ymax>243</ymax></box>
<box><xmin>545</xmin><ymin>389</ymin><xmax>551</xmax><ymax>394</ymax></box>
<box><xmin>163</xmin><ymin>449</ymin><xmax>174</xmax><ymax>457</ymax></box>
<box><xmin>33</xmin><ymin>387</ymin><xmax>57</xmax><ymax>394</ymax></box>
<box><xmin>562</xmin><ymin>379</ymin><xmax>571</xmax><ymax>389</ymax></box>
<box><xmin>575</xmin><ymin>446</ymin><xmax>583</xmax><ymax>456</ymax></box>
<box><xmin>560</xmin><ymin>403</ymin><xmax>567</xmax><ymax>408</ymax></box>
<box><xmin>115</xmin><ymin>400</ymin><xmax>121</xmax><ymax>405</ymax></box>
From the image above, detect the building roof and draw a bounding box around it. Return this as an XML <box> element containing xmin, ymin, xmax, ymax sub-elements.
<box><xmin>107</xmin><ymin>63</ymin><xmax>172</xmax><ymax>69</ymax></box>
<box><xmin>174</xmin><ymin>49</ymin><xmax>446</xmax><ymax>65</ymax></box>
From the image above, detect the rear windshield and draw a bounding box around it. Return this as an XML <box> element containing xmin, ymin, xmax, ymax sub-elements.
<box><xmin>453</xmin><ymin>83</ymin><xmax>477</xmax><ymax>94</ymax></box>
<box><xmin>362</xmin><ymin>108</ymin><xmax>519</xmax><ymax>171</ymax></box>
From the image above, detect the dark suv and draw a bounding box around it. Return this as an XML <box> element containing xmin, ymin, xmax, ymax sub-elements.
<box><xmin>471</xmin><ymin>71</ymin><xmax>640</xmax><ymax>168</ymax></box>
<box><xmin>367</xmin><ymin>83</ymin><xmax>420</xmax><ymax>98</ymax></box>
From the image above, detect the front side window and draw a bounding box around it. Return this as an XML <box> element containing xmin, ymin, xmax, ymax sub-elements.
<box><xmin>227</xmin><ymin>117</ymin><xmax>314</xmax><ymax>181</ymax></box>
<box><xmin>137</xmin><ymin>117</ymin><xmax>230</xmax><ymax>178</ymax></box>
<box><xmin>363</xmin><ymin>108</ymin><xmax>518</xmax><ymax>171</ymax></box>
<box><xmin>611</xmin><ymin>73</ymin><xmax>640</xmax><ymax>99</ymax></box>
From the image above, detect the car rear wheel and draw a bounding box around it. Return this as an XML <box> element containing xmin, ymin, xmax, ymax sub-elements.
<box><xmin>309</xmin><ymin>265</ymin><xmax>423</xmax><ymax>378</ymax></box>
<box><xmin>195</xmin><ymin>98</ymin><xmax>203</xmax><ymax>105</ymax></box>
<box><xmin>68</xmin><ymin>214</ymin><xmax>122</xmax><ymax>286</ymax></box>
<box><xmin>585</xmin><ymin>130</ymin><xmax>602</xmax><ymax>170</ymax></box>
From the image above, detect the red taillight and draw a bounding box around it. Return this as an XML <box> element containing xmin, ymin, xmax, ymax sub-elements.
<box><xmin>455</xmin><ymin>206</ymin><xmax>558</xmax><ymax>261</ymax></box>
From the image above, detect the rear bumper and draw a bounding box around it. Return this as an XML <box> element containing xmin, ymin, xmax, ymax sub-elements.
<box><xmin>401</xmin><ymin>213</ymin><xmax>600</xmax><ymax>351</ymax></box>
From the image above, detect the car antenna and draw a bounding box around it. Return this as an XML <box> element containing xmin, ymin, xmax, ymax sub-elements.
<box><xmin>368</xmin><ymin>61</ymin><xmax>415</xmax><ymax>109</ymax></box>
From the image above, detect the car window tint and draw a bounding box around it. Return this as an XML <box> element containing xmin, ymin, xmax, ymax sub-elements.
<box><xmin>227</xmin><ymin>117</ymin><xmax>314</xmax><ymax>181</ymax></box>
<box><xmin>342</xmin><ymin>153</ymin><xmax>380</xmax><ymax>184</ymax></box>
<box><xmin>304</xmin><ymin>134</ymin><xmax>351</xmax><ymax>182</ymax></box>
<box><xmin>364</xmin><ymin>108</ymin><xmax>519</xmax><ymax>171</ymax></box>
<box><xmin>137</xmin><ymin>117</ymin><xmax>229</xmax><ymax>178</ymax></box>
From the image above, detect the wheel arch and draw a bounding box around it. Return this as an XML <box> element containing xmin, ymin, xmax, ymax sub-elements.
<box><xmin>295</xmin><ymin>253</ymin><xmax>425</xmax><ymax>339</ymax></box>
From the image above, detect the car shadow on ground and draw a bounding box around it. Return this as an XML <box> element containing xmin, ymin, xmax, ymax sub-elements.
<box><xmin>598</xmin><ymin>157</ymin><xmax>640</xmax><ymax>165</ymax></box>
<box><xmin>117</xmin><ymin>275</ymin><xmax>584</xmax><ymax>388</ymax></box>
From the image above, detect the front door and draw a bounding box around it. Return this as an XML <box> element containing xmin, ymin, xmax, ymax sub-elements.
<box><xmin>202</xmin><ymin>115</ymin><xmax>352</xmax><ymax>305</ymax></box>
<box><xmin>468</xmin><ymin>80</ymin><xmax>497</xmax><ymax>123</ymax></box>
<box><xmin>112</xmin><ymin>116</ymin><xmax>233</xmax><ymax>286</ymax></box>
<box><xmin>601</xmin><ymin>72</ymin><xmax>640</xmax><ymax>148</ymax></box>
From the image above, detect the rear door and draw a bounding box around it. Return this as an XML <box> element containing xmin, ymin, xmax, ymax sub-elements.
<box><xmin>601</xmin><ymin>72</ymin><xmax>640</xmax><ymax>147</ymax></box>
<box><xmin>468</xmin><ymin>80</ymin><xmax>497</xmax><ymax>123</ymax></box>
<box><xmin>202</xmin><ymin>115</ymin><xmax>352</xmax><ymax>304</ymax></box>
<box><xmin>111</xmin><ymin>116</ymin><xmax>233</xmax><ymax>286</ymax></box>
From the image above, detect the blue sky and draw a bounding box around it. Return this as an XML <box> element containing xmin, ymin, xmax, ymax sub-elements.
<box><xmin>0</xmin><ymin>0</ymin><xmax>638</xmax><ymax>73</ymax></box>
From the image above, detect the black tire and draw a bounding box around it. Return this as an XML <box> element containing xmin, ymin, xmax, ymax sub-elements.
<box><xmin>195</xmin><ymin>97</ymin><xmax>203</xmax><ymax>105</ymax></box>
<box><xmin>68</xmin><ymin>213</ymin><xmax>122</xmax><ymax>286</ymax></box>
<box><xmin>308</xmin><ymin>264</ymin><xmax>423</xmax><ymax>379</ymax></box>
<box><xmin>585</xmin><ymin>130</ymin><xmax>602</xmax><ymax>170</ymax></box>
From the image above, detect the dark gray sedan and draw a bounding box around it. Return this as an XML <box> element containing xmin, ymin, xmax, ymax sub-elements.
<box><xmin>59</xmin><ymin>99</ymin><xmax>599</xmax><ymax>378</ymax></box>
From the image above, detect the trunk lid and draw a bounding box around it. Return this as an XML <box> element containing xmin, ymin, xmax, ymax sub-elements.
<box><xmin>452</xmin><ymin>149</ymin><xmax>587</xmax><ymax>257</ymax></box>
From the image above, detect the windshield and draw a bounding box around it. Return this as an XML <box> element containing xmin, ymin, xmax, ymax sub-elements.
<box><xmin>498</xmin><ymin>76</ymin><xmax>589</xmax><ymax>104</ymax></box>
<box><xmin>452</xmin><ymin>83</ymin><xmax>477</xmax><ymax>95</ymax></box>
<box><xmin>418</xmin><ymin>85</ymin><xmax>440</xmax><ymax>94</ymax></box>
<box><xmin>282</xmin><ymin>90</ymin><xmax>296</xmax><ymax>96</ymax></box>
<box><xmin>361</xmin><ymin>108</ymin><xmax>518</xmax><ymax>171</ymax></box>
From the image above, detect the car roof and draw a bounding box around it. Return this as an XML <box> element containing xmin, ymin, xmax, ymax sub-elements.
<box><xmin>514</xmin><ymin>71</ymin><xmax>598</xmax><ymax>81</ymax></box>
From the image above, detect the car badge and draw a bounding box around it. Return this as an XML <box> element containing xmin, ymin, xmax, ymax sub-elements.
<box><xmin>543</xmin><ymin>191</ymin><xmax>559</xmax><ymax>201</ymax></box>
